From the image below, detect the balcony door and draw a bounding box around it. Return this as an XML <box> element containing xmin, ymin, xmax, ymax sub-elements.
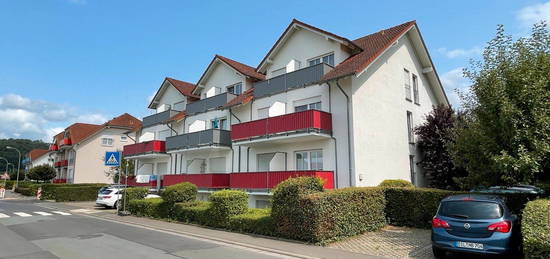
<box><xmin>295</xmin><ymin>150</ymin><xmax>323</xmax><ymax>170</ymax></box>
<box><xmin>257</xmin><ymin>152</ymin><xmax>286</xmax><ymax>172</ymax></box>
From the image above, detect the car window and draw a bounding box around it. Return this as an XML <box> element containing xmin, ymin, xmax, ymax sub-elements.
<box><xmin>439</xmin><ymin>201</ymin><xmax>503</xmax><ymax>219</ymax></box>
<box><xmin>100</xmin><ymin>190</ymin><xmax>113</xmax><ymax>195</ymax></box>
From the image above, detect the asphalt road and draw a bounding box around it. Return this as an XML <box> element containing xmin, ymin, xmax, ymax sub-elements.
<box><xmin>0</xmin><ymin>200</ymin><xmax>291</xmax><ymax>259</ymax></box>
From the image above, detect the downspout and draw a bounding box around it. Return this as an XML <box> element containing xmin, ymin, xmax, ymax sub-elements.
<box><xmin>328</xmin><ymin>83</ymin><xmax>338</xmax><ymax>188</ymax></box>
<box><xmin>334</xmin><ymin>79</ymin><xmax>353</xmax><ymax>187</ymax></box>
<box><xmin>230</xmin><ymin>108</ymin><xmax>242</xmax><ymax>173</ymax></box>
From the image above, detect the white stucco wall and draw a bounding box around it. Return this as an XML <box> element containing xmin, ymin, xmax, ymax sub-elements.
<box><xmin>155</xmin><ymin>83</ymin><xmax>187</xmax><ymax>112</ymax></box>
<box><xmin>30</xmin><ymin>153</ymin><xmax>54</xmax><ymax>168</ymax></box>
<box><xmin>200</xmin><ymin>61</ymin><xmax>244</xmax><ymax>98</ymax></box>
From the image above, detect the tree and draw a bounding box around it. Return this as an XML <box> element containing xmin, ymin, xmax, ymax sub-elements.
<box><xmin>415</xmin><ymin>105</ymin><xmax>466</xmax><ymax>190</ymax></box>
<box><xmin>451</xmin><ymin>22</ymin><xmax>550</xmax><ymax>187</ymax></box>
<box><xmin>105</xmin><ymin>158</ymin><xmax>135</xmax><ymax>183</ymax></box>
<box><xmin>27</xmin><ymin>165</ymin><xmax>56</xmax><ymax>182</ymax></box>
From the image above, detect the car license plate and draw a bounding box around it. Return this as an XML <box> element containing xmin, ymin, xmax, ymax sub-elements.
<box><xmin>456</xmin><ymin>241</ymin><xmax>483</xmax><ymax>250</ymax></box>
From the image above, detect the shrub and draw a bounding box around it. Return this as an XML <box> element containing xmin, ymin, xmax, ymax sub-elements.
<box><xmin>15</xmin><ymin>187</ymin><xmax>35</xmax><ymax>196</ymax></box>
<box><xmin>128</xmin><ymin>198</ymin><xmax>166</xmax><ymax>218</ymax></box>
<box><xmin>124</xmin><ymin>187</ymin><xmax>149</xmax><ymax>202</ymax></box>
<box><xmin>206</xmin><ymin>190</ymin><xmax>248</xmax><ymax>227</ymax></box>
<box><xmin>161</xmin><ymin>182</ymin><xmax>197</xmax><ymax>204</ymax></box>
<box><xmin>378</xmin><ymin>179</ymin><xmax>414</xmax><ymax>188</ymax></box>
<box><xmin>54</xmin><ymin>186</ymin><xmax>103</xmax><ymax>202</ymax></box>
<box><xmin>384</xmin><ymin>187</ymin><xmax>460</xmax><ymax>228</ymax></box>
<box><xmin>40</xmin><ymin>183</ymin><xmax>107</xmax><ymax>200</ymax></box>
<box><xmin>228</xmin><ymin>208</ymin><xmax>275</xmax><ymax>236</ymax></box>
<box><xmin>173</xmin><ymin>201</ymin><xmax>210</xmax><ymax>224</ymax></box>
<box><xmin>27</xmin><ymin>165</ymin><xmax>56</xmax><ymax>182</ymax></box>
<box><xmin>522</xmin><ymin>199</ymin><xmax>550</xmax><ymax>259</ymax></box>
<box><xmin>272</xmin><ymin>177</ymin><xmax>324</xmax><ymax>237</ymax></box>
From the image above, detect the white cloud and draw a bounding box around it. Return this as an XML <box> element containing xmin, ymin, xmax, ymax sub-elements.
<box><xmin>437</xmin><ymin>46</ymin><xmax>482</xmax><ymax>59</ymax></box>
<box><xmin>517</xmin><ymin>2</ymin><xmax>550</xmax><ymax>27</ymax></box>
<box><xmin>0</xmin><ymin>93</ymin><xmax>109</xmax><ymax>141</ymax></box>
<box><xmin>440</xmin><ymin>67</ymin><xmax>471</xmax><ymax>107</ymax></box>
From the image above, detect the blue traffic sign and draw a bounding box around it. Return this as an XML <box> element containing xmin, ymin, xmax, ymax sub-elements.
<box><xmin>105</xmin><ymin>152</ymin><xmax>121</xmax><ymax>166</ymax></box>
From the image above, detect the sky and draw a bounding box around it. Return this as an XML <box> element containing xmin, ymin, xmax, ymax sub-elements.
<box><xmin>0</xmin><ymin>0</ymin><xmax>549</xmax><ymax>141</ymax></box>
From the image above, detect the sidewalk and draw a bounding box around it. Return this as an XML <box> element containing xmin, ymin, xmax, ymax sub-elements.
<box><xmin>1</xmin><ymin>190</ymin><xmax>37</xmax><ymax>201</ymax></box>
<box><xmin>48</xmin><ymin>201</ymin><xmax>384</xmax><ymax>259</ymax></box>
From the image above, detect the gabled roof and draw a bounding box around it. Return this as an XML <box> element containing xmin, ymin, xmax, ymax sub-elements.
<box><xmin>223</xmin><ymin>88</ymin><xmax>255</xmax><ymax>109</ymax></box>
<box><xmin>104</xmin><ymin>113</ymin><xmax>142</xmax><ymax>131</ymax></box>
<box><xmin>194</xmin><ymin>55</ymin><xmax>265</xmax><ymax>94</ymax></box>
<box><xmin>322</xmin><ymin>21</ymin><xmax>416</xmax><ymax>81</ymax></box>
<box><xmin>148</xmin><ymin>77</ymin><xmax>198</xmax><ymax>109</ymax></box>
<box><xmin>66</xmin><ymin>123</ymin><xmax>104</xmax><ymax>145</ymax></box>
<box><xmin>257</xmin><ymin>19</ymin><xmax>363</xmax><ymax>72</ymax></box>
<box><xmin>28</xmin><ymin>149</ymin><xmax>49</xmax><ymax>161</ymax></box>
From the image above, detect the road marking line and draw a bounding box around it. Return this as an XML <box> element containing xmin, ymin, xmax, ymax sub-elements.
<box><xmin>34</xmin><ymin>211</ymin><xmax>53</xmax><ymax>216</ymax></box>
<box><xmin>70</xmin><ymin>209</ymin><xmax>99</xmax><ymax>214</ymax></box>
<box><xmin>14</xmin><ymin>212</ymin><xmax>32</xmax><ymax>217</ymax></box>
<box><xmin>52</xmin><ymin>211</ymin><xmax>71</xmax><ymax>215</ymax></box>
<box><xmin>0</xmin><ymin>213</ymin><xmax>10</xmax><ymax>218</ymax></box>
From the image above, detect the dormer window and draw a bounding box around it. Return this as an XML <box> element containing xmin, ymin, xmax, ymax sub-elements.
<box><xmin>308</xmin><ymin>53</ymin><xmax>334</xmax><ymax>66</ymax></box>
<box><xmin>227</xmin><ymin>83</ymin><xmax>242</xmax><ymax>95</ymax></box>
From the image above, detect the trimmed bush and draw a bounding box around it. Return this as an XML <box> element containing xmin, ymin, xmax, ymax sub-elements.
<box><xmin>228</xmin><ymin>208</ymin><xmax>275</xmax><ymax>236</ymax></box>
<box><xmin>272</xmin><ymin>177</ymin><xmax>324</xmax><ymax>237</ymax></box>
<box><xmin>384</xmin><ymin>187</ymin><xmax>459</xmax><ymax>228</ymax></box>
<box><xmin>40</xmin><ymin>183</ymin><xmax>107</xmax><ymax>200</ymax></box>
<box><xmin>206</xmin><ymin>190</ymin><xmax>248</xmax><ymax>227</ymax></box>
<box><xmin>522</xmin><ymin>199</ymin><xmax>550</xmax><ymax>259</ymax></box>
<box><xmin>378</xmin><ymin>179</ymin><xmax>414</xmax><ymax>188</ymax></box>
<box><xmin>124</xmin><ymin>187</ymin><xmax>149</xmax><ymax>202</ymax></box>
<box><xmin>173</xmin><ymin>201</ymin><xmax>210</xmax><ymax>224</ymax></box>
<box><xmin>161</xmin><ymin>182</ymin><xmax>197</xmax><ymax>204</ymax></box>
<box><xmin>15</xmin><ymin>187</ymin><xmax>35</xmax><ymax>196</ymax></box>
<box><xmin>54</xmin><ymin>186</ymin><xmax>103</xmax><ymax>202</ymax></box>
<box><xmin>128</xmin><ymin>198</ymin><xmax>166</xmax><ymax>218</ymax></box>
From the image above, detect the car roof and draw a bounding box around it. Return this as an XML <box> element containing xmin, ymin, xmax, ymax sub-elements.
<box><xmin>442</xmin><ymin>194</ymin><xmax>504</xmax><ymax>203</ymax></box>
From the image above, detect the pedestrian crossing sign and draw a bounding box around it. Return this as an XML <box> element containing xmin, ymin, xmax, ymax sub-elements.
<box><xmin>105</xmin><ymin>152</ymin><xmax>121</xmax><ymax>166</ymax></box>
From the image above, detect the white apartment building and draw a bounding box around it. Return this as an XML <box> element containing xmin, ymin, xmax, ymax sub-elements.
<box><xmin>49</xmin><ymin>113</ymin><xmax>141</xmax><ymax>184</ymax></box>
<box><xmin>24</xmin><ymin>149</ymin><xmax>54</xmax><ymax>171</ymax></box>
<box><xmin>124</xmin><ymin>19</ymin><xmax>448</xmax><ymax>207</ymax></box>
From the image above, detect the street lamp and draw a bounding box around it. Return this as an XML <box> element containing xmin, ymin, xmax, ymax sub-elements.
<box><xmin>6</xmin><ymin>146</ymin><xmax>21</xmax><ymax>188</ymax></box>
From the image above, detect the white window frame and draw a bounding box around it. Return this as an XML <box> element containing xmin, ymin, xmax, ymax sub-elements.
<box><xmin>120</xmin><ymin>136</ymin><xmax>128</xmax><ymax>142</ymax></box>
<box><xmin>308</xmin><ymin>53</ymin><xmax>335</xmax><ymax>67</ymax></box>
<box><xmin>407</xmin><ymin>111</ymin><xmax>414</xmax><ymax>144</ymax></box>
<box><xmin>210</xmin><ymin>117</ymin><xmax>227</xmax><ymax>130</ymax></box>
<box><xmin>295</xmin><ymin>101</ymin><xmax>322</xmax><ymax>112</ymax></box>
<box><xmin>227</xmin><ymin>82</ymin><xmax>242</xmax><ymax>95</ymax></box>
<box><xmin>412</xmin><ymin>74</ymin><xmax>419</xmax><ymax>104</ymax></box>
<box><xmin>404</xmin><ymin>69</ymin><xmax>412</xmax><ymax>101</ymax></box>
<box><xmin>101</xmin><ymin>137</ymin><xmax>114</xmax><ymax>147</ymax></box>
<box><xmin>257</xmin><ymin>153</ymin><xmax>276</xmax><ymax>172</ymax></box>
<box><xmin>295</xmin><ymin>149</ymin><xmax>323</xmax><ymax>170</ymax></box>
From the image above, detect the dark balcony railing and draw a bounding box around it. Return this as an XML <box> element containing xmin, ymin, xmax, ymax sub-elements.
<box><xmin>142</xmin><ymin>109</ymin><xmax>180</xmax><ymax>128</ymax></box>
<box><xmin>163</xmin><ymin>174</ymin><xmax>230</xmax><ymax>188</ymax></box>
<box><xmin>230</xmin><ymin>171</ymin><xmax>334</xmax><ymax>189</ymax></box>
<box><xmin>123</xmin><ymin>140</ymin><xmax>166</xmax><ymax>157</ymax></box>
<box><xmin>166</xmin><ymin>129</ymin><xmax>231</xmax><ymax>151</ymax></box>
<box><xmin>186</xmin><ymin>92</ymin><xmax>236</xmax><ymax>115</ymax></box>
<box><xmin>253</xmin><ymin>63</ymin><xmax>332</xmax><ymax>98</ymax></box>
<box><xmin>231</xmin><ymin>110</ymin><xmax>332</xmax><ymax>141</ymax></box>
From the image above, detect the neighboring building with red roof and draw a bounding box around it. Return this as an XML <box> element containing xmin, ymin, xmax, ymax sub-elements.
<box><xmin>24</xmin><ymin>149</ymin><xmax>54</xmax><ymax>170</ymax></box>
<box><xmin>48</xmin><ymin>113</ymin><xmax>141</xmax><ymax>184</ymax></box>
<box><xmin>122</xmin><ymin>19</ymin><xmax>449</xmax><ymax>208</ymax></box>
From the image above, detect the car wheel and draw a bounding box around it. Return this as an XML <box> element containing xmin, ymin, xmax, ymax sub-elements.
<box><xmin>432</xmin><ymin>246</ymin><xmax>445</xmax><ymax>258</ymax></box>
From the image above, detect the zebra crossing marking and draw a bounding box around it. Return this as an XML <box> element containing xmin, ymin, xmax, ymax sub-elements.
<box><xmin>34</xmin><ymin>211</ymin><xmax>53</xmax><ymax>216</ymax></box>
<box><xmin>0</xmin><ymin>213</ymin><xmax>9</xmax><ymax>218</ymax></box>
<box><xmin>13</xmin><ymin>212</ymin><xmax>32</xmax><ymax>217</ymax></box>
<box><xmin>52</xmin><ymin>211</ymin><xmax>71</xmax><ymax>216</ymax></box>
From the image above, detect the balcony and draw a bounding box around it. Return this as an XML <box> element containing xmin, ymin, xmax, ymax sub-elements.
<box><xmin>52</xmin><ymin>179</ymin><xmax>67</xmax><ymax>184</ymax></box>
<box><xmin>142</xmin><ymin>109</ymin><xmax>180</xmax><ymax>128</ymax></box>
<box><xmin>253</xmin><ymin>63</ymin><xmax>332</xmax><ymax>98</ymax></box>
<box><xmin>230</xmin><ymin>171</ymin><xmax>334</xmax><ymax>189</ymax></box>
<box><xmin>125</xmin><ymin>176</ymin><xmax>158</xmax><ymax>188</ymax></box>
<box><xmin>231</xmin><ymin>110</ymin><xmax>332</xmax><ymax>144</ymax></box>
<box><xmin>123</xmin><ymin>140</ymin><xmax>166</xmax><ymax>158</ymax></box>
<box><xmin>163</xmin><ymin>174</ymin><xmax>230</xmax><ymax>188</ymax></box>
<box><xmin>166</xmin><ymin>129</ymin><xmax>231</xmax><ymax>152</ymax></box>
<box><xmin>55</xmin><ymin>160</ymin><xmax>68</xmax><ymax>168</ymax></box>
<box><xmin>186</xmin><ymin>92</ymin><xmax>236</xmax><ymax>115</ymax></box>
<box><xmin>49</xmin><ymin>144</ymin><xmax>59</xmax><ymax>151</ymax></box>
<box><xmin>60</xmin><ymin>138</ymin><xmax>72</xmax><ymax>148</ymax></box>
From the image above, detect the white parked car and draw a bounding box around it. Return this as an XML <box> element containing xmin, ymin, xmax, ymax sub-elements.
<box><xmin>96</xmin><ymin>188</ymin><xmax>122</xmax><ymax>208</ymax></box>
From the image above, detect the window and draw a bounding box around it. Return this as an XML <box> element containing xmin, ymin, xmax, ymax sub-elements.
<box><xmin>101</xmin><ymin>138</ymin><xmax>114</xmax><ymax>146</ymax></box>
<box><xmin>211</xmin><ymin>118</ymin><xmax>227</xmax><ymax>130</ymax></box>
<box><xmin>257</xmin><ymin>153</ymin><xmax>275</xmax><ymax>171</ymax></box>
<box><xmin>295</xmin><ymin>150</ymin><xmax>323</xmax><ymax>170</ymax></box>
<box><xmin>295</xmin><ymin>101</ymin><xmax>321</xmax><ymax>112</ymax></box>
<box><xmin>120</xmin><ymin>136</ymin><xmax>128</xmax><ymax>142</ymax></box>
<box><xmin>412</xmin><ymin>74</ymin><xmax>419</xmax><ymax>104</ymax></box>
<box><xmin>258</xmin><ymin>107</ymin><xmax>269</xmax><ymax>119</ymax></box>
<box><xmin>309</xmin><ymin>53</ymin><xmax>334</xmax><ymax>66</ymax></box>
<box><xmin>271</xmin><ymin>67</ymin><xmax>286</xmax><ymax>78</ymax></box>
<box><xmin>409</xmin><ymin>155</ymin><xmax>416</xmax><ymax>185</ymax></box>
<box><xmin>404</xmin><ymin>69</ymin><xmax>412</xmax><ymax>101</ymax></box>
<box><xmin>407</xmin><ymin>111</ymin><xmax>414</xmax><ymax>143</ymax></box>
<box><xmin>227</xmin><ymin>83</ymin><xmax>242</xmax><ymax>95</ymax></box>
<box><xmin>255</xmin><ymin>200</ymin><xmax>271</xmax><ymax>209</ymax></box>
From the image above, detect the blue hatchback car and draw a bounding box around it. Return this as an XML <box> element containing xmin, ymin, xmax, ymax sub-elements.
<box><xmin>431</xmin><ymin>194</ymin><xmax>520</xmax><ymax>258</ymax></box>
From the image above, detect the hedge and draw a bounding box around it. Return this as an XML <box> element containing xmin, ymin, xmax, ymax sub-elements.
<box><xmin>15</xmin><ymin>187</ymin><xmax>35</xmax><ymax>196</ymax></box>
<box><xmin>272</xmin><ymin>177</ymin><xmax>324</xmax><ymax>239</ymax></box>
<box><xmin>40</xmin><ymin>183</ymin><xmax>106</xmax><ymax>200</ymax></box>
<box><xmin>206</xmin><ymin>190</ymin><xmax>248</xmax><ymax>227</ymax></box>
<box><xmin>378</xmin><ymin>179</ymin><xmax>414</xmax><ymax>188</ymax></box>
<box><xmin>124</xmin><ymin>187</ymin><xmax>149</xmax><ymax>202</ymax></box>
<box><xmin>522</xmin><ymin>199</ymin><xmax>550</xmax><ymax>259</ymax></box>
<box><xmin>128</xmin><ymin>198</ymin><xmax>171</xmax><ymax>219</ymax></box>
<box><xmin>54</xmin><ymin>186</ymin><xmax>104</xmax><ymax>202</ymax></box>
<box><xmin>173</xmin><ymin>201</ymin><xmax>210</xmax><ymax>224</ymax></box>
<box><xmin>227</xmin><ymin>208</ymin><xmax>275</xmax><ymax>236</ymax></box>
<box><xmin>161</xmin><ymin>182</ymin><xmax>197</xmax><ymax>204</ymax></box>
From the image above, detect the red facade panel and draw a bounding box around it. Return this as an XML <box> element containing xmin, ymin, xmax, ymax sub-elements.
<box><xmin>231</xmin><ymin>110</ymin><xmax>332</xmax><ymax>141</ymax></box>
<box><xmin>162</xmin><ymin>174</ymin><xmax>230</xmax><ymax>188</ymax></box>
<box><xmin>53</xmin><ymin>179</ymin><xmax>67</xmax><ymax>184</ymax></box>
<box><xmin>125</xmin><ymin>176</ymin><xmax>158</xmax><ymax>187</ymax></box>
<box><xmin>59</xmin><ymin>160</ymin><xmax>68</xmax><ymax>167</ymax></box>
<box><xmin>49</xmin><ymin>144</ymin><xmax>59</xmax><ymax>151</ymax></box>
<box><xmin>229</xmin><ymin>170</ymin><xmax>334</xmax><ymax>189</ymax></box>
<box><xmin>123</xmin><ymin>140</ymin><xmax>166</xmax><ymax>157</ymax></box>
<box><xmin>61</xmin><ymin>138</ymin><xmax>72</xmax><ymax>146</ymax></box>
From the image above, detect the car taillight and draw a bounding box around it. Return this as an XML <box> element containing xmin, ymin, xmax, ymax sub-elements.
<box><xmin>432</xmin><ymin>217</ymin><xmax>450</xmax><ymax>228</ymax></box>
<box><xmin>103</xmin><ymin>196</ymin><xmax>111</xmax><ymax>199</ymax></box>
<box><xmin>487</xmin><ymin>221</ymin><xmax>511</xmax><ymax>233</ymax></box>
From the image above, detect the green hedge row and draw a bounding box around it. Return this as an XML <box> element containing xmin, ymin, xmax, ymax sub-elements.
<box><xmin>227</xmin><ymin>208</ymin><xmax>275</xmax><ymax>236</ymax></box>
<box><xmin>378</xmin><ymin>179</ymin><xmax>414</xmax><ymax>188</ymax></box>
<box><xmin>522</xmin><ymin>199</ymin><xmax>550</xmax><ymax>259</ymax></box>
<box><xmin>53</xmin><ymin>186</ymin><xmax>105</xmax><ymax>202</ymax></box>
